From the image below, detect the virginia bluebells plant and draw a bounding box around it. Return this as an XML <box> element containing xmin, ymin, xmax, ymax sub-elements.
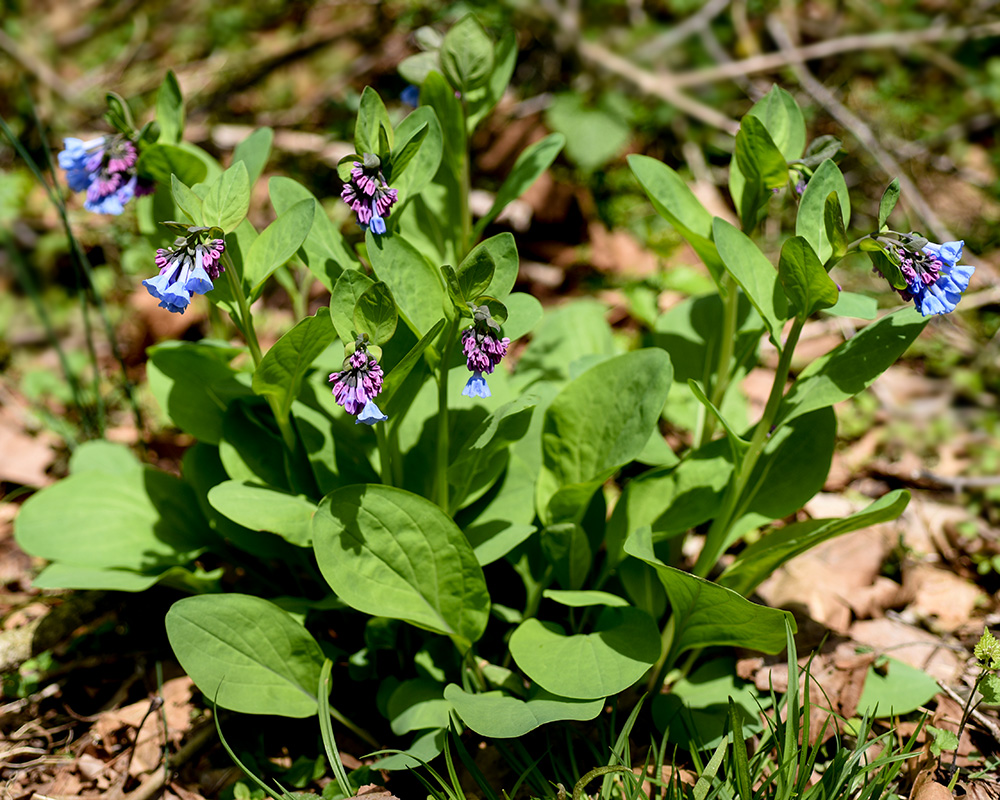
<box><xmin>143</xmin><ymin>227</ymin><xmax>225</xmax><ymax>314</ymax></box>
<box><xmin>461</xmin><ymin>305</ymin><xmax>510</xmax><ymax>399</ymax></box>
<box><xmin>341</xmin><ymin>153</ymin><xmax>398</xmax><ymax>234</ymax></box>
<box><xmin>329</xmin><ymin>336</ymin><xmax>388</xmax><ymax>425</ymax></box>
<box><xmin>58</xmin><ymin>135</ymin><xmax>153</xmax><ymax>215</ymax></box>
<box><xmin>874</xmin><ymin>234</ymin><xmax>975</xmax><ymax>316</ymax></box>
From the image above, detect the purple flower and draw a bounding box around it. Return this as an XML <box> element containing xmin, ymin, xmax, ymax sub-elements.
<box><xmin>460</xmin><ymin>306</ymin><xmax>510</xmax><ymax>399</ymax></box>
<box><xmin>888</xmin><ymin>239</ymin><xmax>974</xmax><ymax>316</ymax></box>
<box><xmin>143</xmin><ymin>231</ymin><xmax>225</xmax><ymax>314</ymax></box>
<box><xmin>340</xmin><ymin>153</ymin><xmax>398</xmax><ymax>234</ymax></box>
<box><xmin>329</xmin><ymin>341</ymin><xmax>387</xmax><ymax>425</ymax></box>
<box><xmin>58</xmin><ymin>134</ymin><xmax>153</xmax><ymax>215</ymax></box>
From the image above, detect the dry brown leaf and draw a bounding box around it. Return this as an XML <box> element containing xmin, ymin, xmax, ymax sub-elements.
<box><xmin>0</xmin><ymin>406</ymin><xmax>56</xmax><ymax>487</ymax></box>
<box><xmin>756</xmin><ymin>525</ymin><xmax>896</xmax><ymax>633</ymax></box>
<box><xmin>850</xmin><ymin>618</ymin><xmax>962</xmax><ymax>683</ymax></box>
<box><xmin>904</xmin><ymin>564</ymin><xmax>983</xmax><ymax>634</ymax></box>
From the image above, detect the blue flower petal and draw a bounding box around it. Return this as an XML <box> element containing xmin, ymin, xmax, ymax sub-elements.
<box><xmin>462</xmin><ymin>373</ymin><xmax>491</xmax><ymax>398</ymax></box>
<box><xmin>355</xmin><ymin>400</ymin><xmax>388</xmax><ymax>425</ymax></box>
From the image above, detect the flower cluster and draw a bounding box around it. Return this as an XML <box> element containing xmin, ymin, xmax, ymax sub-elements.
<box><xmin>886</xmin><ymin>238</ymin><xmax>974</xmax><ymax>316</ymax></box>
<box><xmin>341</xmin><ymin>153</ymin><xmax>398</xmax><ymax>234</ymax></box>
<box><xmin>143</xmin><ymin>228</ymin><xmax>226</xmax><ymax>314</ymax></box>
<box><xmin>58</xmin><ymin>135</ymin><xmax>153</xmax><ymax>215</ymax></box>
<box><xmin>329</xmin><ymin>338</ymin><xmax>387</xmax><ymax>425</ymax></box>
<box><xmin>461</xmin><ymin>305</ymin><xmax>509</xmax><ymax>399</ymax></box>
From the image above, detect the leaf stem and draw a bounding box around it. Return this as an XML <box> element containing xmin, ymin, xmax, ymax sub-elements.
<box><xmin>375</xmin><ymin>423</ymin><xmax>394</xmax><ymax>487</ymax></box>
<box><xmin>435</xmin><ymin>316</ymin><xmax>460</xmax><ymax>509</ymax></box>
<box><xmin>693</xmin><ymin>316</ymin><xmax>805</xmax><ymax>577</ymax></box>
<box><xmin>221</xmin><ymin>250</ymin><xmax>263</xmax><ymax>368</ymax></box>
<box><xmin>698</xmin><ymin>275</ymin><xmax>740</xmax><ymax>447</ymax></box>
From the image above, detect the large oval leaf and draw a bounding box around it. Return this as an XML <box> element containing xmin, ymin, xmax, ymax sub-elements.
<box><xmin>312</xmin><ymin>485</ymin><xmax>489</xmax><ymax>648</ymax></box>
<box><xmin>508</xmin><ymin>607</ymin><xmax>660</xmax><ymax>699</ymax></box>
<box><xmin>165</xmin><ymin>594</ymin><xmax>325</xmax><ymax>717</ymax></box>
<box><xmin>445</xmin><ymin>685</ymin><xmax>602</xmax><ymax>738</ymax></box>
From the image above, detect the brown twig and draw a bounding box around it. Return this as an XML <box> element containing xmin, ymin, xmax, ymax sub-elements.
<box><xmin>669</xmin><ymin>20</ymin><xmax>1000</xmax><ymax>90</ymax></box>
<box><xmin>576</xmin><ymin>40</ymin><xmax>740</xmax><ymax>135</ymax></box>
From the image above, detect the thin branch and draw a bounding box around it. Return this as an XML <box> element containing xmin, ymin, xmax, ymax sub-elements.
<box><xmin>576</xmin><ymin>40</ymin><xmax>740</xmax><ymax>135</ymax></box>
<box><xmin>766</xmin><ymin>15</ymin><xmax>953</xmax><ymax>241</ymax></box>
<box><xmin>634</xmin><ymin>0</ymin><xmax>732</xmax><ymax>60</ymax></box>
<box><xmin>670</xmin><ymin>20</ymin><xmax>1000</xmax><ymax>89</ymax></box>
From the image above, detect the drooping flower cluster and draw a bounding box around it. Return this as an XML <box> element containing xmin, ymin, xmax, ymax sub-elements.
<box><xmin>329</xmin><ymin>338</ymin><xmax>387</xmax><ymax>425</ymax></box>
<box><xmin>461</xmin><ymin>305</ymin><xmax>510</xmax><ymax>399</ymax></box>
<box><xmin>883</xmin><ymin>237</ymin><xmax>974</xmax><ymax>316</ymax></box>
<box><xmin>341</xmin><ymin>153</ymin><xmax>398</xmax><ymax>234</ymax></box>
<box><xmin>58</xmin><ymin>135</ymin><xmax>153</xmax><ymax>215</ymax></box>
<box><xmin>143</xmin><ymin>228</ymin><xmax>226</xmax><ymax>314</ymax></box>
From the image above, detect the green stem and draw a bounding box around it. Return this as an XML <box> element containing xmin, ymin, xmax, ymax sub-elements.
<box><xmin>693</xmin><ymin>316</ymin><xmax>805</xmax><ymax>578</ymax></box>
<box><xmin>376</xmin><ymin>423</ymin><xmax>393</xmax><ymax>487</ymax></box>
<box><xmin>698</xmin><ymin>275</ymin><xmax>740</xmax><ymax>447</ymax></box>
<box><xmin>435</xmin><ymin>316</ymin><xmax>460</xmax><ymax>509</ymax></box>
<box><xmin>221</xmin><ymin>251</ymin><xmax>263</xmax><ymax>367</ymax></box>
<box><xmin>646</xmin><ymin>614</ymin><xmax>677</xmax><ymax>693</ymax></box>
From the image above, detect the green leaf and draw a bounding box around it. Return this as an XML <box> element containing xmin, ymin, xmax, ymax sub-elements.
<box><xmin>243</xmin><ymin>198</ymin><xmax>315</xmax><ymax>298</ymax></box>
<box><xmin>202</xmin><ymin>161</ymin><xmax>251</xmax><ymax>234</ymax></box>
<box><xmin>542</xmin><ymin>590</ymin><xmax>630</xmax><ymax>608</ymax></box>
<box><xmin>136</xmin><ymin>143</ymin><xmax>208</xmax><ymax>186</ymax></box>
<box><xmin>537</xmin><ymin>350</ymin><xmax>672</xmax><ymax>522</ymax></box>
<box><xmin>823</xmin><ymin>191</ymin><xmax>849</xmax><ymax>263</ymax></box>
<box><xmin>166</xmin><ymin>594</ymin><xmax>325</xmax><ymax>717</ymax></box>
<box><xmin>778</xmin><ymin>236</ymin><xmax>840</xmax><ymax>318</ymax></box>
<box><xmin>878</xmin><ymin>178</ymin><xmax>900</xmax><ymax>230</ymax></box>
<box><xmin>156</xmin><ymin>70</ymin><xmax>184</xmax><ymax>144</ymax></box>
<box><xmin>312</xmin><ymin>485</ymin><xmax>490</xmax><ymax>649</ymax></box>
<box><xmin>502</xmin><ymin>292</ymin><xmax>543</xmax><ymax>342</ymax></box>
<box><xmin>207</xmin><ymin>481</ymin><xmax>316</xmax><ymax>547</ymax></box>
<box><xmin>927</xmin><ymin>726</ymin><xmax>960</xmax><ymax>757</ymax></box>
<box><xmin>440</xmin><ymin>14</ymin><xmax>494</xmax><ymax>93</ymax></box>
<box><xmin>380</xmin><ymin>319</ymin><xmax>446</xmax><ymax>409</ymax></box>
<box><xmin>330</xmin><ymin>269</ymin><xmax>374</xmax><ymax>344</ymax></box>
<box><xmin>354</xmin><ymin>281</ymin><xmax>398</xmax><ymax>346</ymax></box>
<box><xmin>445</xmin><ymin>685</ymin><xmax>602</xmax><ymax>739</ymax></box>
<box><xmin>628</xmin><ymin>155</ymin><xmax>724</xmax><ymax>287</ymax></box>
<box><xmin>712</xmin><ymin>217</ymin><xmax>789</xmax><ymax>345</ymax></box>
<box><xmin>15</xmin><ymin>464</ymin><xmax>205</xmax><ymax>572</ymax></box>
<box><xmin>777</xmin><ymin>307</ymin><xmax>928</xmax><ymax>425</ymax></box>
<box><xmin>365</xmin><ymin>229</ymin><xmax>445</xmax><ymax>336</ymax></box>
<box><xmin>390</xmin><ymin>106</ymin><xmax>443</xmax><ymax>200</ymax></box>
<box><xmin>233</xmin><ymin>127</ymin><xmax>274</xmax><ymax>185</ymax></box>
<box><xmin>448</xmin><ymin>395</ymin><xmax>537</xmax><ymax>513</ymax></box>
<box><xmin>269</xmin><ymin>177</ymin><xmax>359</xmax><ymax>291</ymax></box>
<box><xmin>545</xmin><ymin>94</ymin><xmax>630</xmax><ymax>173</ymax></box>
<box><xmin>474</xmin><ymin>133</ymin><xmax>564</xmax><ymax>238</ymax></box>
<box><xmin>170</xmin><ymin>175</ymin><xmax>203</xmax><ymax>225</ymax></box>
<box><xmin>456</xmin><ymin>243</ymin><xmax>496</xmax><ymax>302</ymax></box>
<box><xmin>387</xmin><ymin>680</ymin><xmax>451</xmax><ymax>735</ymax></box>
<box><xmin>355</xmin><ymin>87</ymin><xmax>393</xmax><ymax>159</ymax></box>
<box><xmin>147</xmin><ymin>340</ymin><xmax>253</xmax><ymax>444</ymax></box>
<box><xmin>466</xmin><ymin>28</ymin><xmax>517</xmax><ymax>132</ymax></box>
<box><xmin>732</xmin><ymin>115</ymin><xmax>788</xmax><ymax>229</ymax></box>
<box><xmin>470</xmin><ymin>233</ymin><xmax>517</xmax><ymax>300</ymax></box>
<box><xmin>252</xmin><ymin>308</ymin><xmax>336</xmax><ymax>422</ymax></box>
<box><xmin>719</xmin><ymin>490</ymin><xmax>910</xmax><ymax>596</ymax></box>
<box><xmin>823</xmin><ymin>291</ymin><xmax>877</xmax><ymax>320</ymax></box>
<box><xmin>540</xmin><ymin>522</ymin><xmax>592</xmax><ymax>590</ymax></box>
<box><xmin>624</xmin><ymin>526</ymin><xmax>794</xmax><ymax>660</ymax></box>
<box><xmin>652</xmin><ymin>658</ymin><xmax>766</xmax><ymax>751</ymax></box>
<box><xmin>509</xmin><ymin>608</ymin><xmax>660</xmax><ymax>699</ymax></box>
<box><xmin>856</xmin><ymin>657</ymin><xmax>940</xmax><ymax>717</ymax></box>
<box><xmin>796</xmin><ymin>159</ymin><xmax>850</xmax><ymax>263</ymax></box>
